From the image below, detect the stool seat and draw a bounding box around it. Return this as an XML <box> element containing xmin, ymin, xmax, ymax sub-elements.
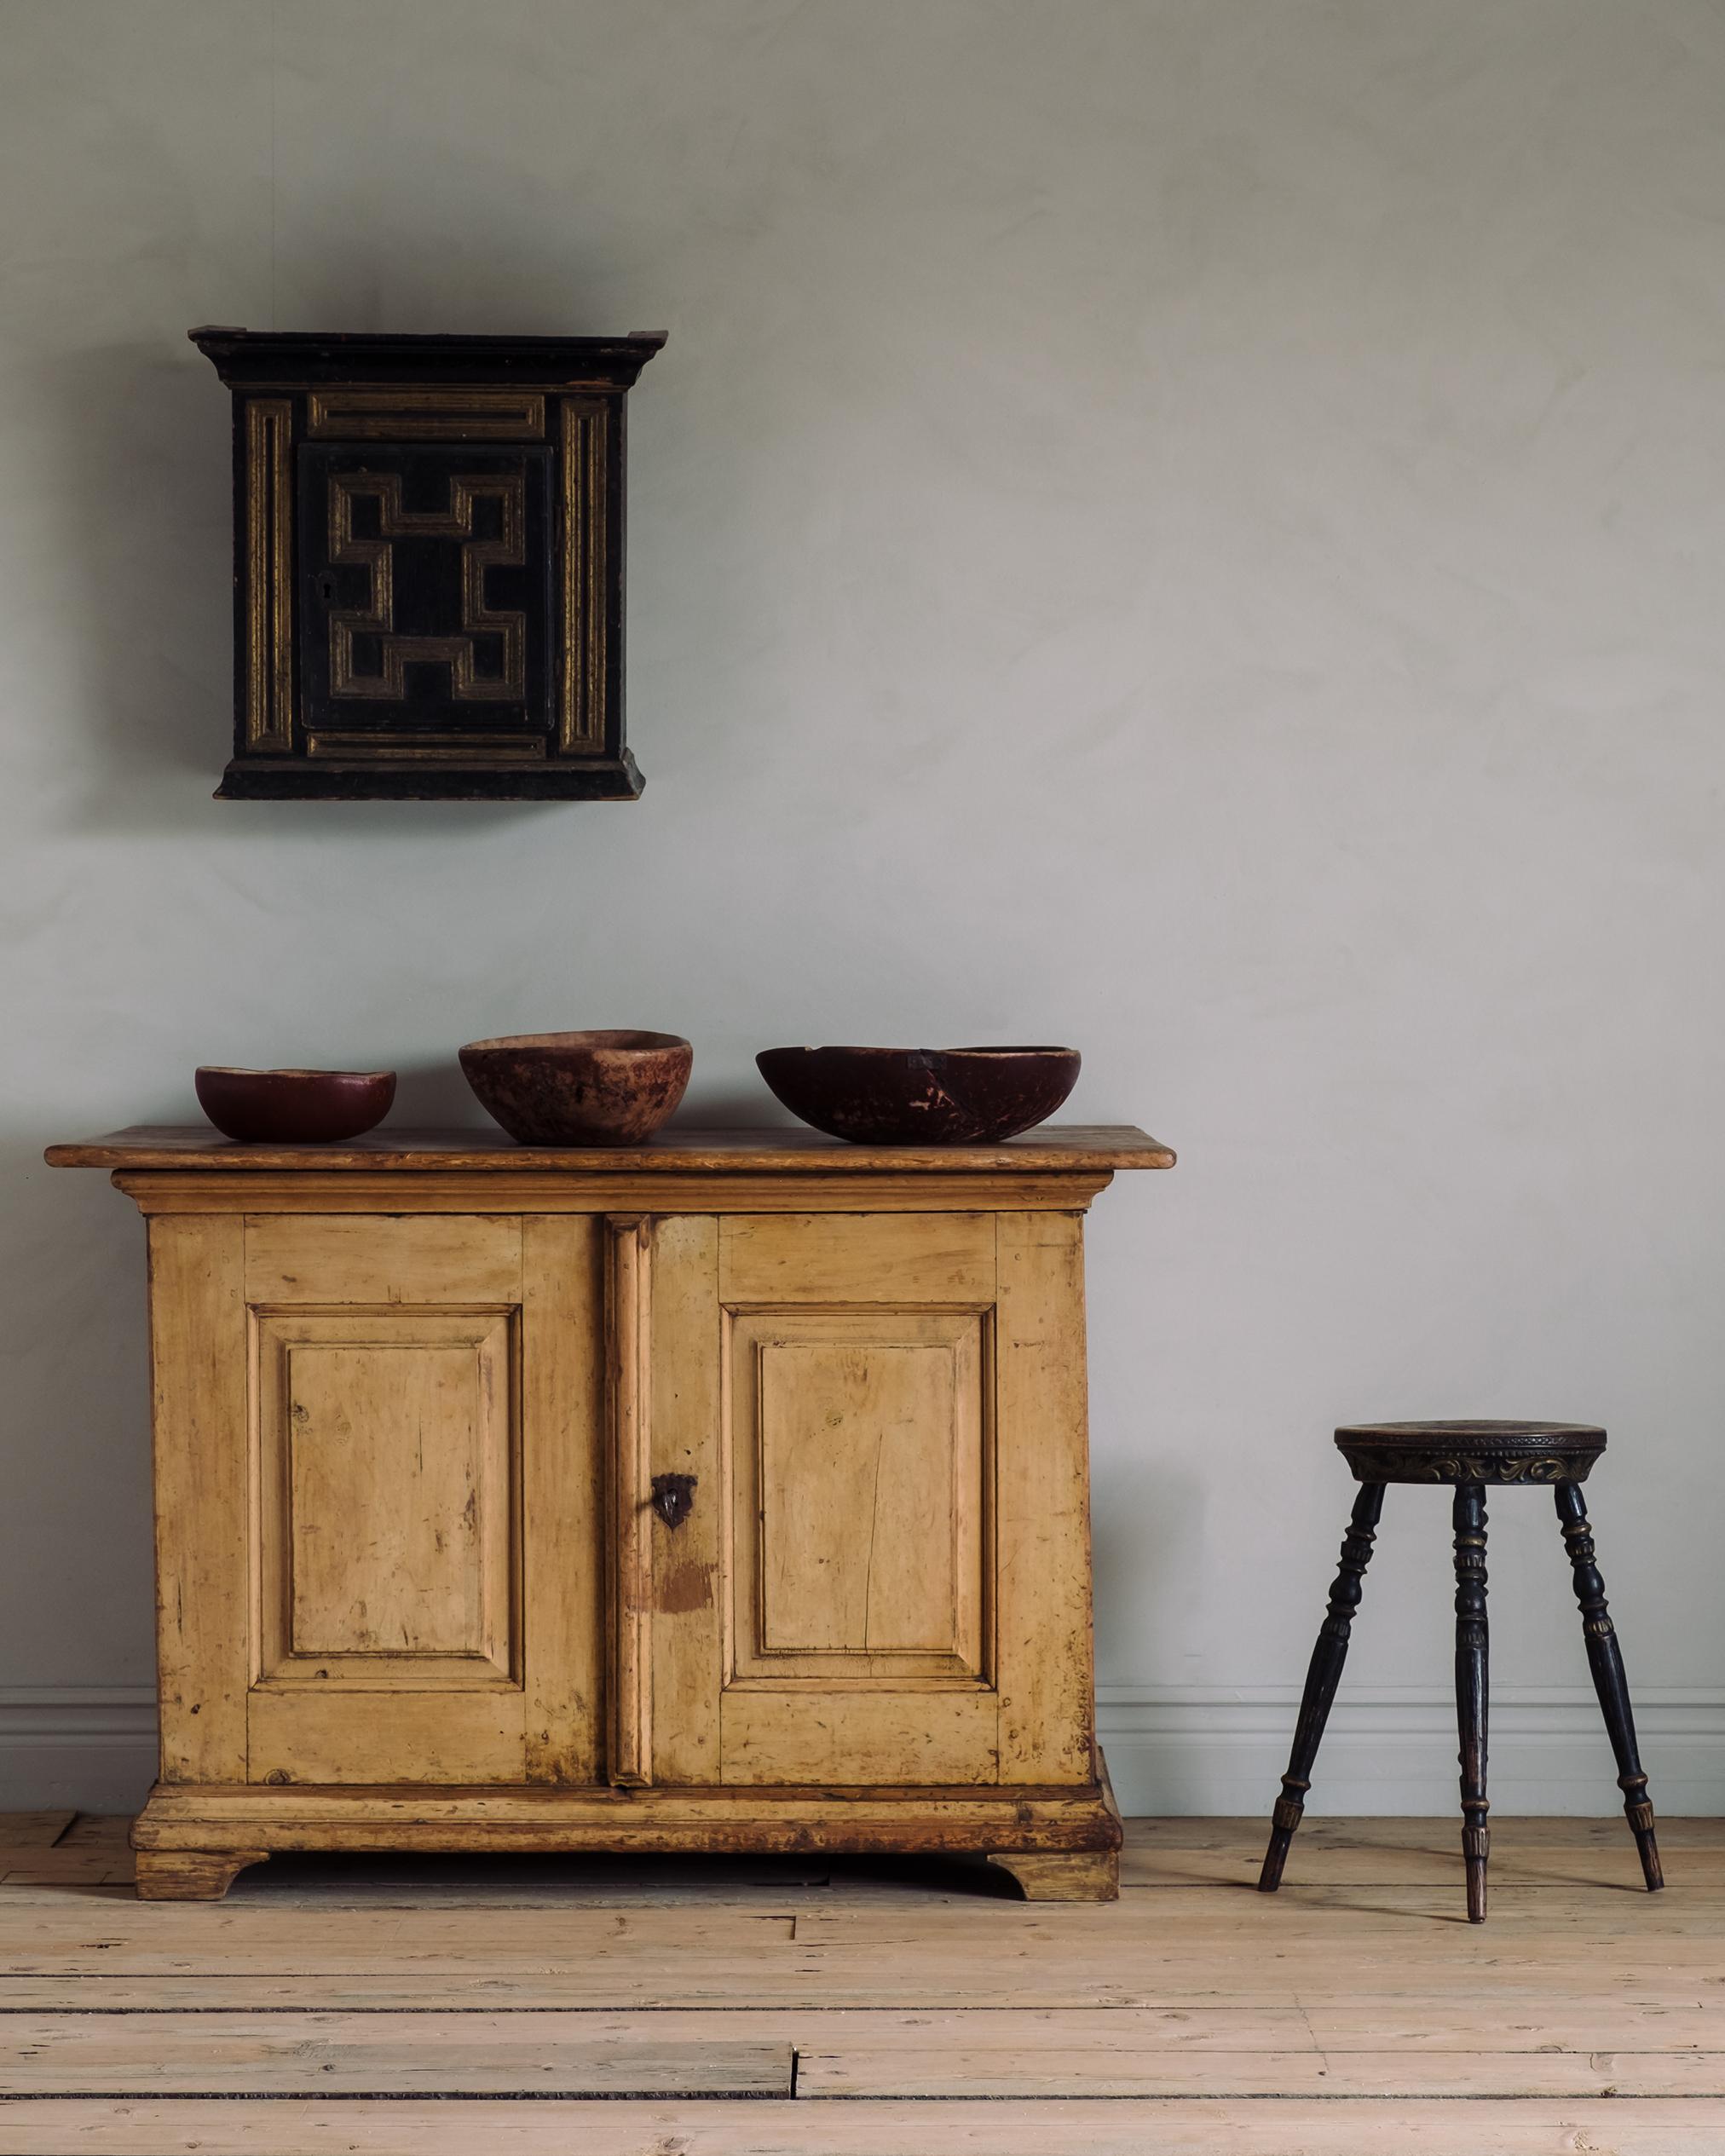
<box><xmin>1336</xmin><ymin>1420</ymin><xmax>1607</xmax><ymax>1485</ymax></box>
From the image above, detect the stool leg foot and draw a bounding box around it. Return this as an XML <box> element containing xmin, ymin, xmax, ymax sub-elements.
<box><xmin>1453</xmin><ymin>1483</ymin><xmax>1490</xmax><ymax>1923</ymax></box>
<box><xmin>1555</xmin><ymin>1480</ymin><xmax>1664</xmax><ymax>1893</ymax></box>
<box><xmin>1259</xmin><ymin>1482</ymin><xmax>1384</xmax><ymax>1893</ymax></box>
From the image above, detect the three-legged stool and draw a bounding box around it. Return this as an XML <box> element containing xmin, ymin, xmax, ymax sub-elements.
<box><xmin>1257</xmin><ymin>1421</ymin><xmax>1661</xmax><ymax>1923</ymax></box>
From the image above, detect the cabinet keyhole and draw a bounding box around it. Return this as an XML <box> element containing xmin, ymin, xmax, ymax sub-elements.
<box><xmin>650</xmin><ymin>1473</ymin><xmax>697</xmax><ymax>1530</ymax></box>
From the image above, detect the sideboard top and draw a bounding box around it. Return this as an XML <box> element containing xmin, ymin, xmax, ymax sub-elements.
<box><xmin>46</xmin><ymin>1124</ymin><xmax>1174</xmax><ymax>1174</ymax></box>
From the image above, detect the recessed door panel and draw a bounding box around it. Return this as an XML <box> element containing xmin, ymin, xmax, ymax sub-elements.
<box><xmin>731</xmin><ymin>1310</ymin><xmax>986</xmax><ymax>1681</ymax></box>
<box><xmin>255</xmin><ymin>1310</ymin><xmax>518</xmax><ymax>1688</ymax></box>
<box><xmin>239</xmin><ymin>1213</ymin><xmax>602</xmax><ymax>1788</ymax></box>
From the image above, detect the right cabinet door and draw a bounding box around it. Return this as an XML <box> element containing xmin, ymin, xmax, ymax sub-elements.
<box><xmin>648</xmin><ymin>1211</ymin><xmax>1097</xmax><ymax>1789</ymax></box>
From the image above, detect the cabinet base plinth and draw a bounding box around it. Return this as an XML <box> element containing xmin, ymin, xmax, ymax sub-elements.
<box><xmin>132</xmin><ymin>1762</ymin><xmax>1122</xmax><ymax>1902</ymax></box>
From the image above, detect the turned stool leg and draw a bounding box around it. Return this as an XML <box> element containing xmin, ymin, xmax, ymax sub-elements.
<box><xmin>1452</xmin><ymin>1483</ymin><xmax>1490</xmax><ymax>1923</ymax></box>
<box><xmin>1259</xmin><ymin>1481</ymin><xmax>1385</xmax><ymax>1892</ymax></box>
<box><xmin>1555</xmin><ymin>1480</ymin><xmax>1663</xmax><ymax>1891</ymax></box>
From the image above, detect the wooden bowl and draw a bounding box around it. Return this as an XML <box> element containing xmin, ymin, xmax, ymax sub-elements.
<box><xmin>459</xmin><ymin>1030</ymin><xmax>692</xmax><ymax>1146</ymax></box>
<box><xmin>755</xmin><ymin>1045</ymin><xmax>1080</xmax><ymax>1145</ymax></box>
<box><xmin>194</xmin><ymin>1066</ymin><xmax>396</xmax><ymax>1144</ymax></box>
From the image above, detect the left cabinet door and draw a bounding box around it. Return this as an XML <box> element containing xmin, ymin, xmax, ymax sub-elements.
<box><xmin>147</xmin><ymin>1212</ymin><xmax>603</xmax><ymax>1789</ymax></box>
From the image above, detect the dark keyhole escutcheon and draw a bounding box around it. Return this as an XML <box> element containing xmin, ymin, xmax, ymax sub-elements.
<box><xmin>650</xmin><ymin>1473</ymin><xmax>696</xmax><ymax>1530</ymax></box>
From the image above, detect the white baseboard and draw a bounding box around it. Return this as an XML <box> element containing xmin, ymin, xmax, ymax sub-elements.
<box><xmin>1097</xmin><ymin>1685</ymin><xmax>1725</xmax><ymax>1816</ymax></box>
<box><xmin>3</xmin><ymin>1684</ymin><xmax>1722</xmax><ymax>1818</ymax></box>
<box><xmin>0</xmin><ymin>1687</ymin><xmax>159</xmax><ymax>1813</ymax></box>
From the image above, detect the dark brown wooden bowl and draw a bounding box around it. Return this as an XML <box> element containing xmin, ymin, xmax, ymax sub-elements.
<box><xmin>755</xmin><ymin>1045</ymin><xmax>1080</xmax><ymax>1146</ymax></box>
<box><xmin>194</xmin><ymin>1066</ymin><xmax>396</xmax><ymax>1144</ymax></box>
<box><xmin>459</xmin><ymin>1029</ymin><xmax>692</xmax><ymax>1146</ymax></box>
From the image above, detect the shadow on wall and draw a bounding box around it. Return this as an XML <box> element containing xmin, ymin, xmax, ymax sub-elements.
<box><xmin>33</xmin><ymin>338</ymin><xmax>561</xmax><ymax>843</ymax></box>
<box><xmin>0</xmin><ymin>1132</ymin><xmax>155</xmax><ymax>1684</ymax></box>
<box><xmin>1091</xmin><ymin>1458</ymin><xmax>1207</xmax><ymax>1798</ymax></box>
<box><xmin>31</xmin><ymin>341</ymin><xmax>233</xmax><ymax>811</ymax></box>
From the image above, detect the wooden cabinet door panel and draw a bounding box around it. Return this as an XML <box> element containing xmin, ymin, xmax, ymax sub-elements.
<box><xmin>252</xmin><ymin>1309</ymin><xmax>519</xmax><ymax>1690</ymax></box>
<box><xmin>647</xmin><ymin>1212</ymin><xmax>1096</xmax><ymax>1790</ymax></box>
<box><xmin>234</xmin><ymin>1214</ymin><xmax>600</xmax><ymax>1788</ymax></box>
<box><xmin>729</xmin><ymin>1306</ymin><xmax>987</xmax><ymax>1683</ymax></box>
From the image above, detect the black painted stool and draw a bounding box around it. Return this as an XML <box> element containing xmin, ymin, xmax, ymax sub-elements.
<box><xmin>1257</xmin><ymin>1421</ymin><xmax>1661</xmax><ymax>1923</ymax></box>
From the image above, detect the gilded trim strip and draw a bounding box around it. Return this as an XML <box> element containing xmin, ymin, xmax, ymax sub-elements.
<box><xmin>306</xmin><ymin>734</ymin><xmax>546</xmax><ymax>762</ymax></box>
<box><xmin>308</xmin><ymin>387</ymin><xmax>546</xmax><ymax>441</ymax></box>
<box><xmin>244</xmin><ymin>400</ymin><xmax>293</xmax><ymax>749</ymax></box>
<box><xmin>559</xmin><ymin>399</ymin><xmax>609</xmax><ymax>754</ymax></box>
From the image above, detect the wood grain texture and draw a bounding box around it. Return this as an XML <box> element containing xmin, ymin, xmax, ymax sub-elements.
<box><xmin>253</xmin><ymin>1308</ymin><xmax>517</xmax><ymax>1679</ymax></box>
<box><xmin>729</xmin><ymin>1307</ymin><xmax>986</xmax><ymax>1680</ymax></box>
<box><xmin>20</xmin><ymin>2010</ymin><xmax>1725</xmax><ymax>2100</ymax></box>
<box><xmin>994</xmin><ymin>1211</ymin><xmax>1095</xmax><ymax>1785</ymax></box>
<box><xmin>521</xmin><ymin>1215</ymin><xmax>603</xmax><ymax>1784</ymax></box>
<box><xmin>239</xmin><ymin>1215</ymin><xmax>533</xmax><ymax>1792</ymax></box>
<box><xmin>115</xmin><ymin>1169</ymin><xmax>1120</xmax><ymax>1215</ymax></box>
<box><xmin>49</xmin><ymin>1122</ymin><xmax>1174</xmax><ymax>1171</ymax></box>
<box><xmin>127</xmin><ymin>1779</ymin><xmax>1116</xmax><ymax>1874</ymax></box>
<box><xmin>718</xmin><ymin>1691</ymin><xmax>1001</xmax><ymax>1786</ymax></box>
<box><xmin>244</xmin><ymin>1693</ymin><xmax>529</xmax><ymax>1792</ymax></box>
<box><xmin>3</xmin><ymin>2101</ymin><xmax>1722</xmax><ymax>2153</ymax></box>
<box><xmin>147</xmin><ymin>1215</ymin><xmax>250</xmax><ymax>1784</ymax></box>
<box><xmin>710</xmin><ymin>1212</ymin><xmax>1006</xmax><ymax>1788</ymax></box>
<box><xmin>985</xmin><ymin>1849</ymin><xmax>1119</xmax><ymax>1899</ymax></box>
<box><xmin>19</xmin><ymin>1802</ymin><xmax>1725</xmax><ymax>2129</ymax></box>
<box><xmin>243</xmin><ymin>1212</ymin><xmax>522</xmax><ymax>1304</ymax></box>
<box><xmin>1129</xmin><ymin>1815</ymin><xmax>1725</xmax><ymax>1888</ymax></box>
<box><xmin>0</xmin><ymin>2021</ymin><xmax>793</xmax><ymax>2096</ymax></box>
<box><xmin>604</xmin><ymin>1215</ymin><xmax>654</xmax><ymax>1787</ymax></box>
<box><xmin>718</xmin><ymin>1209</ymin><xmax>996</xmax><ymax>1303</ymax></box>
<box><xmin>648</xmin><ymin>1215</ymin><xmax>723</xmax><ymax>1786</ymax></box>
<box><xmin>132</xmin><ymin>1850</ymin><xmax>268</xmax><ymax>1901</ymax></box>
<box><xmin>0</xmin><ymin>1815</ymin><xmax>74</xmax><ymax>1847</ymax></box>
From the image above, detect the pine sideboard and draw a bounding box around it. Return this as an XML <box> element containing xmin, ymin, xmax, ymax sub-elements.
<box><xmin>47</xmin><ymin>1125</ymin><xmax>1173</xmax><ymax>1900</ymax></box>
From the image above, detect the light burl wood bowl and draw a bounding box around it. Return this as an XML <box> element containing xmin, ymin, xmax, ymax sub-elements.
<box><xmin>459</xmin><ymin>1029</ymin><xmax>692</xmax><ymax>1146</ymax></box>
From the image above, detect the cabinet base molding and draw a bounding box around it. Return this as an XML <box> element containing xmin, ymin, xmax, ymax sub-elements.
<box><xmin>984</xmin><ymin>1848</ymin><xmax>1120</xmax><ymax>1900</ymax></box>
<box><xmin>134</xmin><ymin>1848</ymin><xmax>271</xmax><ymax>1901</ymax></box>
<box><xmin>130</xmin><ymin>1767</ymin><xmax>1122</xmax><ymax>1901</ymax></box>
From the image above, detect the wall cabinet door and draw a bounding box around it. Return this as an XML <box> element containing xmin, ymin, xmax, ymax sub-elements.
<box><xmin>643</xmin><ymin>1212</ymin><xmax>1097</xmax><ymax>1788</ymax></box>
<box><xmin>149</xmin><ymin>1213</ymin><xmax>603</xmax><ymax>1788</ymax></box>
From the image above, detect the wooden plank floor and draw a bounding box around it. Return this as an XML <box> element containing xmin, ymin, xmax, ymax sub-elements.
<box><xmin>2</xmin><ymin>1813</ymin><xmax>1723</xmax><ymax>2152</ymax></box>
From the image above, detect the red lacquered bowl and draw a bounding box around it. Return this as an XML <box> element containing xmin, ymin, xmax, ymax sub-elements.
<box><xmin>756</xmin><ymin>1045</ymin><xmax>1080</xmax><ymax>1145</ymax></box>
<box><xmin>194</xmin><ymin>1066</ymin><xmax>396</xmax><ymax>1144</ymax></box>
